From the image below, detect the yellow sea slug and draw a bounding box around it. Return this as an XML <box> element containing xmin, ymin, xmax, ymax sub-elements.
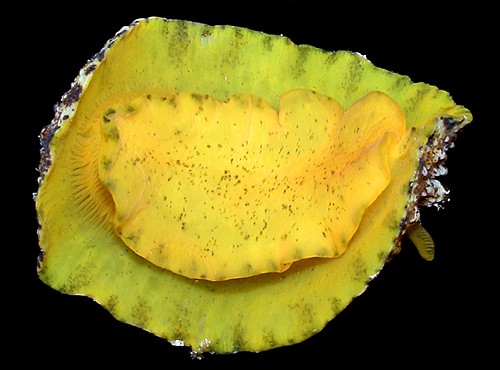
<box><xmin>35</xmin><ymin>17</ymin><xmax>472</xmax><ymax>355</ymax></box>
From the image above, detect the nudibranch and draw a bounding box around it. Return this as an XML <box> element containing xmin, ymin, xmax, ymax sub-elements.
<box><xmin>35</xmin><ymin>17</ymin><xmax>472</xmax><ymax>355</ymax></box>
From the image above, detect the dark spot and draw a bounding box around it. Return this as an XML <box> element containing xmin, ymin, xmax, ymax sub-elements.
<box><xmin>84</xmin><ymin>64</ymin><xmax>96</xmax><ymax>75</ymax></box>
<box><xmin>95</xmin><ymin>49</ymin><xmax>106</xmax><ymax>61</ymax></box>
<box><xmin>201</xmin><ymin>27</ymin><xmax>213</xmax><ymax>38</ymax></box>
<box><xmin>330</xmin><ymin>297</ymin><xmax>342</xmax><ymax>314</ymax></box>
<box><xmin>299</xmin><ymin>303</ymin><xmax>314</xmax><ymax>330</ymax></box>
<box><xmin>115</xmin><ymin>26</ymin><xmax>130</xmax><ymax>39</ymax></box>
<box><xmin>60</xmin><ymin>264</ymin><xmax>93</xmax><ymax>293</ymax></box>
<box><xmin>346</xmin><ymin>56</ymin><xmax>365</xmax><ymax>94</ymax></box>
<box><xmin>168</xmin><ymin>95</ymin><xmax>177</xmax><ymax>107</ymax></box>
<box><xmin>442</xmin><ymin>116</ymin><xmax>457</xmax><ymax>130</ymax></box>
<box><xmin>125</xmin><ymin>232</ymin><xmax>140</xmax><ymax>245</ymax></box>
<box><xmin>232</xmin><ymin>322</ymin><xmax>246</xmax><ymax>352</ymax></box>
<box><xmin>131</xmin><ymin>298</ymin><xmax>151</xmax><ymax>328</ymax></box>
<box><xmin>263</xmin><ymin>35</ymin><xmax>274</xmax><ymax>52</ymax></box>
<box><xmin>352</xmin><ymin>255</ymin><xmax>368</xmax><ymax>282</ymax></box>
<box><xmin>105</xmin><ymin>108</ymin><xmax>116</xmax><ymax>116</ymax></box>
<box><xmin>405</xmin><ymin>88</ymin><xmax>428</xmax><ymax>115</ymax></box>
<box><xmin>191</xmin><ymin>93</ymin><xmax>207</xmax><ymax>103</ymax></box>
<box><xmin>104</xmin><ymin>127</ymin><xmax>119</xmax><ymax>142</ymax></box>
<box><xmin>107</xmin><ymin>295</ymin><xmax>119</xmax><ymax>315</ymax></box>
<box><xmin>234</xmin><ymin>27</ymin><xmax>244</xmax><ymax>39</ymax></box>
<box><xmin>263</xmin><ymin>330</ymin><xmax>277</xmax><ymax>348</ymax></box>
<box><xmin>36</xmin><ymin>249</ymin><xmax>45</xmax><ymax>271</ymax></box>
<box><xmin>175</xmin><ymin>20</ymin><xmax>189</xmax><ymax>42</ymax></box>
<box><xmin>390</xmin><ymin>219</ymin><xmax>401</xmax><ymax>231</ymax></box>
<box><xmin>39</xmin><ymin>125</ymin><xmax>55</xmax><ymax>153</ymax></box>
<box><xmin>325</xmin><ymin>52</ymin><xmax>340</xmax><ymax>66</ymax></box>
<box><xmin>377</xmin><ymin>250</ymin><xmax>388</xmax><ymax>263</ymax></box>
<box><xmin>64</xmin><ymin>83</ymin><xmax>83</xmax><ymax>105</ymax></box>
<box><xmin>292</xmin><ymin>46</ymin><xmax>311</xmax><ymax>78</ymax></box>
<box><xmin>101</xmin><ymin>158</ymin><xmax>112</xmax><ymax>170</ymax></box>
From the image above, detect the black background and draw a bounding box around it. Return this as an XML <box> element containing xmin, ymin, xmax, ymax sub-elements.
<box><xmin>16</xmin><ymin>2</ymin><xmax>491</xmax><ymax>367</ymax></box>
